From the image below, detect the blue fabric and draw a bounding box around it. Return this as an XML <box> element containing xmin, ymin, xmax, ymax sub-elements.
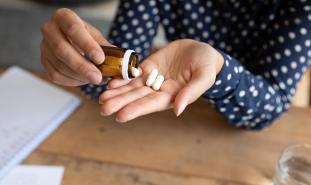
<box><xmin>82</xmin><ymin>0</ymin><xmax>311</xmax><ymax>130</ymax></box>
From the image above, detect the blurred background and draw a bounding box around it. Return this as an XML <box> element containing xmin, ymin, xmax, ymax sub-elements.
<box><xmin>0</xmin><ymin>0</ymin><xmax>310</xmax><ymax>107</ymax></box>
<box><xmin>0</xmin><ymin>0</ymin><xmax>165</xmax><ymax>71</ymax></box>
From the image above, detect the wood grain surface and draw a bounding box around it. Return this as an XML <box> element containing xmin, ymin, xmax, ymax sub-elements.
<box><xmin>1</xmin><ymin>67</ymin><xmax>311</xmax><ymax>185</ymax></box>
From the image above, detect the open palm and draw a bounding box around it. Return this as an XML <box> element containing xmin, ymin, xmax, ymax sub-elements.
<box><xmin>99</xmin><ymin>39</ymin><xmax>224</xmax><ymax>122</ymax></box>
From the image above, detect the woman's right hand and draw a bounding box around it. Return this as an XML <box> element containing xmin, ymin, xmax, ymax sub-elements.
<box><xmin>40</xmin><ymin>8</ymin><xmax>111</xmax><ymax>86</ymax></box>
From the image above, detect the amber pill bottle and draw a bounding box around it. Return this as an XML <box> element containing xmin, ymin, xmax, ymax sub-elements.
<box><xmin>98</xmin><ymin>46</ymin><xmax>139</xmax><ymax>80</ymax></box>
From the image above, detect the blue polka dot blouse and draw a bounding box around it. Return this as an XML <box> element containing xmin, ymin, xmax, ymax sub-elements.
<box><xmin>81</xmin><ymin>0</ymin><xmax>311</xmax><ymax>130</ymax></box>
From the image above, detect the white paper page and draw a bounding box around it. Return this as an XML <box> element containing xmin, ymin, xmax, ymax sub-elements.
<box><xmin>0</xmin><ymin>66</ymin><xmax>80</xmax><ymax>180</ymax></box>
<box><xmin>0</xmin><ymin>165</ymin><xmax>64</xmax><ymax>185</ymax></box>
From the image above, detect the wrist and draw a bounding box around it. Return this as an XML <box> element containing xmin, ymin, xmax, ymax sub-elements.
<box><xmin>201</xmin><ymin>41</ymin><xmax>224</xmax><ymax>75</ymax></box>
<box><xmin>214</xmin><ymin>49</ymin><xmax>224</xmax><ymax>75</ymax></box>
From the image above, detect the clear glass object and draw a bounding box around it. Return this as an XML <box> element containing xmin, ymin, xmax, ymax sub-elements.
<box><xmin>273</xmin><ymin>144</ymin><xmax>311</xmax><ymax>185</ymax></box>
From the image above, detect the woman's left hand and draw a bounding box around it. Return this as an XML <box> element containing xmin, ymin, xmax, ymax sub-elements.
<box><xmin>99</xmin><ymin>39</ymin><xmax>224</xmax><ymax>122</ymax></box>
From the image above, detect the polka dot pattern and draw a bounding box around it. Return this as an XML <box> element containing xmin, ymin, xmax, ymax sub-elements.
<box><xmin>82</xmin><ymin>0</ymin><xmax>311</xmax><ymax>130</ymax></box>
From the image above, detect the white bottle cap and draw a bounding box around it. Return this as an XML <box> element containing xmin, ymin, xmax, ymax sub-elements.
<box><xmin>121</xmin><ymin>49</ymin><xmax>135</xmax><ymax>80</ymax></box>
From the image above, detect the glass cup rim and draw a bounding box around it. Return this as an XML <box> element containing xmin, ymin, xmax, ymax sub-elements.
<box><xmin>277</xmin><ymin>143</ymin><xmax>311</xmax><ymax>185</ymax></box>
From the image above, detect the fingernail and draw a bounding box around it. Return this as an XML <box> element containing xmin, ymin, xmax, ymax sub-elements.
<box><xmin>115</xmin><ymin>117</ymin><xmax>121</xmax><ymax>122</ymax></box>
<box><xmin>90</xmin><ymin>49</ymin><xmax>105</xmax><ymax>64</ymax></box>
<box><xmin>100</xmin><ymin>112</ymin><xmax>107</xmax><ymax>116</ymax></box>
<box><xmin>103</xmin><ymin>77</ymin><xmax>110</xmax><ymax>83</ymax></box>
<box><xmin>176</xmin><ymin>101</ymin><xmax>188</xmax><ymax>117</ymax></box>
<box><xmin>88</xmin><ymin>71</ymin><xmax>102</xmax><ymax>84</ymax></box>
<box><xmin>116</xmin><ymin>117</ymin><xmax>127</xmax><ymax>123</ymax></box>
<box><xmin>99</xmin><ymin>78</ymin><xmax>109</xmax><ymax>85</ymax></box>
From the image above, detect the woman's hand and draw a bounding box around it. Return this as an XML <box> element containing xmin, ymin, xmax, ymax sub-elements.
<box><xmin>99</xmin><ymin>39</ymin><xmax>224</xmax><ymax>122</ymax></box>
<box><xmin>40</xmin><ymin>8</ymin><xmax>111</xmax><ymax>86</ymax></box>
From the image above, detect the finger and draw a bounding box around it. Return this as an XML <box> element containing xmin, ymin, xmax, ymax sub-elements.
<box><xmin>139</xmin><ymin>58</ymin><xmax>160</xmax><ymax>75</ymax></box>
<box><xmin>41</xmin><ymin>56</ymin><xmax>85</xmax><ymax>86</ymax></box>
<box><xmin>100</xmin><ymin>86</ymin><xmax>153</xmax><ymax>116</ymax></box>
<box><xmin>116</xmin><ymin>92</ymin><xmax>173</xmax><ymax>123</ymax></box>
<box><xmin>41</xmin><ymin>21</ymin><xmax>102</xmax><ymax>84</ymax></box>
<box><xmin>41</xmin><ymin>40</ymin><xmax>89</xmax><ymax>83</ymax></box>
<box><xmin>174</xmin><ymin>65</ymin><xmax>217</xmax><ymax>116</ymax></box>
<box><xmin>100</xmin><ymin>86</ymin><xmax>136</xmax><ymax>102</ymax></box>
<box><xmin>84</xmin><ymin>21</ymin><xmax>111</xmax><ymax>46</ymax></box>
<box><xmin>52</xmin><ymin>57</ymin><xmax>89</xmax><ymax>84</ymax></box>
<box><xmin>108</xmin><ymin>78</ymin><xmax>132</xmax><ymax>89</ymax></box>
<box><xmin>53</xmin><ymin>8</ymin><xmax>105</xmax><ymax>64</ymax></box>
<box><xmin>99</xmin><ymin>78</ymin><xmax>144</xmax><ymax>102</ymax></box>
<box><xmin>71</xmin><ymin>22</ymin><xmax>112</xmax><ymax>56</ymax></box>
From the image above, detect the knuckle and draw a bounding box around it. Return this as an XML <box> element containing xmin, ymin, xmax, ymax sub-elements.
<box><xmin>82</xmin><ymin>41</ymin><xmax>96</xmax><ymax>52</ymax></box>
<box><xmin>92</xmin><ymin>28</ymin><xmax>103</xmax><ymax>37</ymax></box>
<box><xmin>53</xmin><ymin>8</ymin><xmax>73</xmax><ymax>20</ymax></box>
<box><xmin>46</xmin><ymin>72</ymin><xmax>54</xmax><ymax>81</ymax></box>
<box><xmin>119</xmin><ymin>93</ymin><xmax>130</xmax><ymax>101</ymax></box>
<box><xmin>54</xmin><ymin>42</ymin><xmax>67</xmax><ymax>60</ymax></box>
<box><xmin>67</xmin><ymin>22</ymin><xmax>83</xmax><ymax>36</ymax></box>
<box><xmin>40</xmin><ymin>22</ymin><xmax>50</xmax><ymax>35</ymax></box>
<box><xmin>76</xmin><ymin>63</ymin><xmax>89</xmax><ymax>76</ymax></box>
<box><xmin>46</xmin><ymin>72</ymin><xmax>52</xmax><ymax>81</ymax></box>
<box><xmin>50</xmin><ymin>71</ymin><xmax>61</xmax><ymax>82</ymax></box>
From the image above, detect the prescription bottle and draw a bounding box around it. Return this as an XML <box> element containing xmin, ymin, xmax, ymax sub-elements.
<box><xmin>98</xmin><ymin>46</ymin><xmax>139</xmax><ymax>80</ymax></box>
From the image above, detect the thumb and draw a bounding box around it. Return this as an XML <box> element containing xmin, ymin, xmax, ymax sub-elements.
<box><xmin>174</xmin><ymin>64</ymin><xmax>216</xmax><ymax>116</ymax></box>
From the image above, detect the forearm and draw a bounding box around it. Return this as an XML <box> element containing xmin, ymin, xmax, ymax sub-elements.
<box><xmin>203</xmin><ymin>52</ymin><xmax>303</xmax><ymax>130</ymax></box>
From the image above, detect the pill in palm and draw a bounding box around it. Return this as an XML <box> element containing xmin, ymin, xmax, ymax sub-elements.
<box><xmin>131</xmin><ymin>67</ymin><xmax>141</xmax><ymax>77</ymax></box>
<box><xmin>146</xmin><ymin>69</ymin><xmax>158</xmax><ymax>86</ymax></box>
<box><xmin>152</xmin><ymin>75</ymin><xmax>165</xmax><ymax>91</ymax></box>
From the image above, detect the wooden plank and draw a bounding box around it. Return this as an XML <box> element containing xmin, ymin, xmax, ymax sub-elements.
<box><xmin>1</xmin><ymin>67</ymin><xmax>310</xmax><ymax>184</ymax></box>
<box><xmin>35</xmin><ymin>90</ymin><xmax>311</xmax><ymax>185</ymax></box>
<box><xmin>24</xmin><ymin>150</ymin><xmax>242</xmax><ymax>185</ymax></box>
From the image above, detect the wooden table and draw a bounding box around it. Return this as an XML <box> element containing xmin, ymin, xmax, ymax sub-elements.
<box><xmin>3</xmin><ymin>69</ymin><xmax>311</xmax><ymax>185</ymax></box>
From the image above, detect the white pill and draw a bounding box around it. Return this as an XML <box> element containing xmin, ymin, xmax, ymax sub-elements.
<box><xmin>152</xmin><ymin>75</ymin><xmax>165</xmax><ymax>91</ymax></box>
<box><xmin>131</xmin><ymin>67</ymin><xmax>141</xmax><ymax>77</ymax></box>
<box><xmin>146</xmin><ymin>69</ymin><xmax>158</xmax><ymax>86</ymax></box>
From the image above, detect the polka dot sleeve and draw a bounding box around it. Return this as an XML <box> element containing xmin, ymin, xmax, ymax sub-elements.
<box><xmin>204</xmin><ymin>1</ymin><xmax>311</xmax><ymax>130</ymax></box>
<box><xmin>107</xmin><ymin>0</ymin><xmax>160</xmax><ymax>59</ymax></box>
<box><xmin>81</xmin><ymin>0</ymin><xmax>160</xmax><ymax>99</ymax></box>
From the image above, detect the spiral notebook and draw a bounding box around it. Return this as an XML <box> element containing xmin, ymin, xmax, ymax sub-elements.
<box><xmin>0</xmin><ymin>66</ymin><xmax>80</xmax><ymax>180</ymax></box>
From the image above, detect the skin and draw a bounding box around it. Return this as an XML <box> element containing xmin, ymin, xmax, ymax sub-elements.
<box><xmin>41</xmin><ymin>8</ymin><xmax>224</xmax><ymax>122</ymax></box>
<box><xmin>40</xmin><ymin>8</ymin><xmax>111</xmax><ymax>86</ymax></box>
<box><xmin>99</xmin><ymin>39</ymin><xmax>224</xmax><ymax>122</ymax></box>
